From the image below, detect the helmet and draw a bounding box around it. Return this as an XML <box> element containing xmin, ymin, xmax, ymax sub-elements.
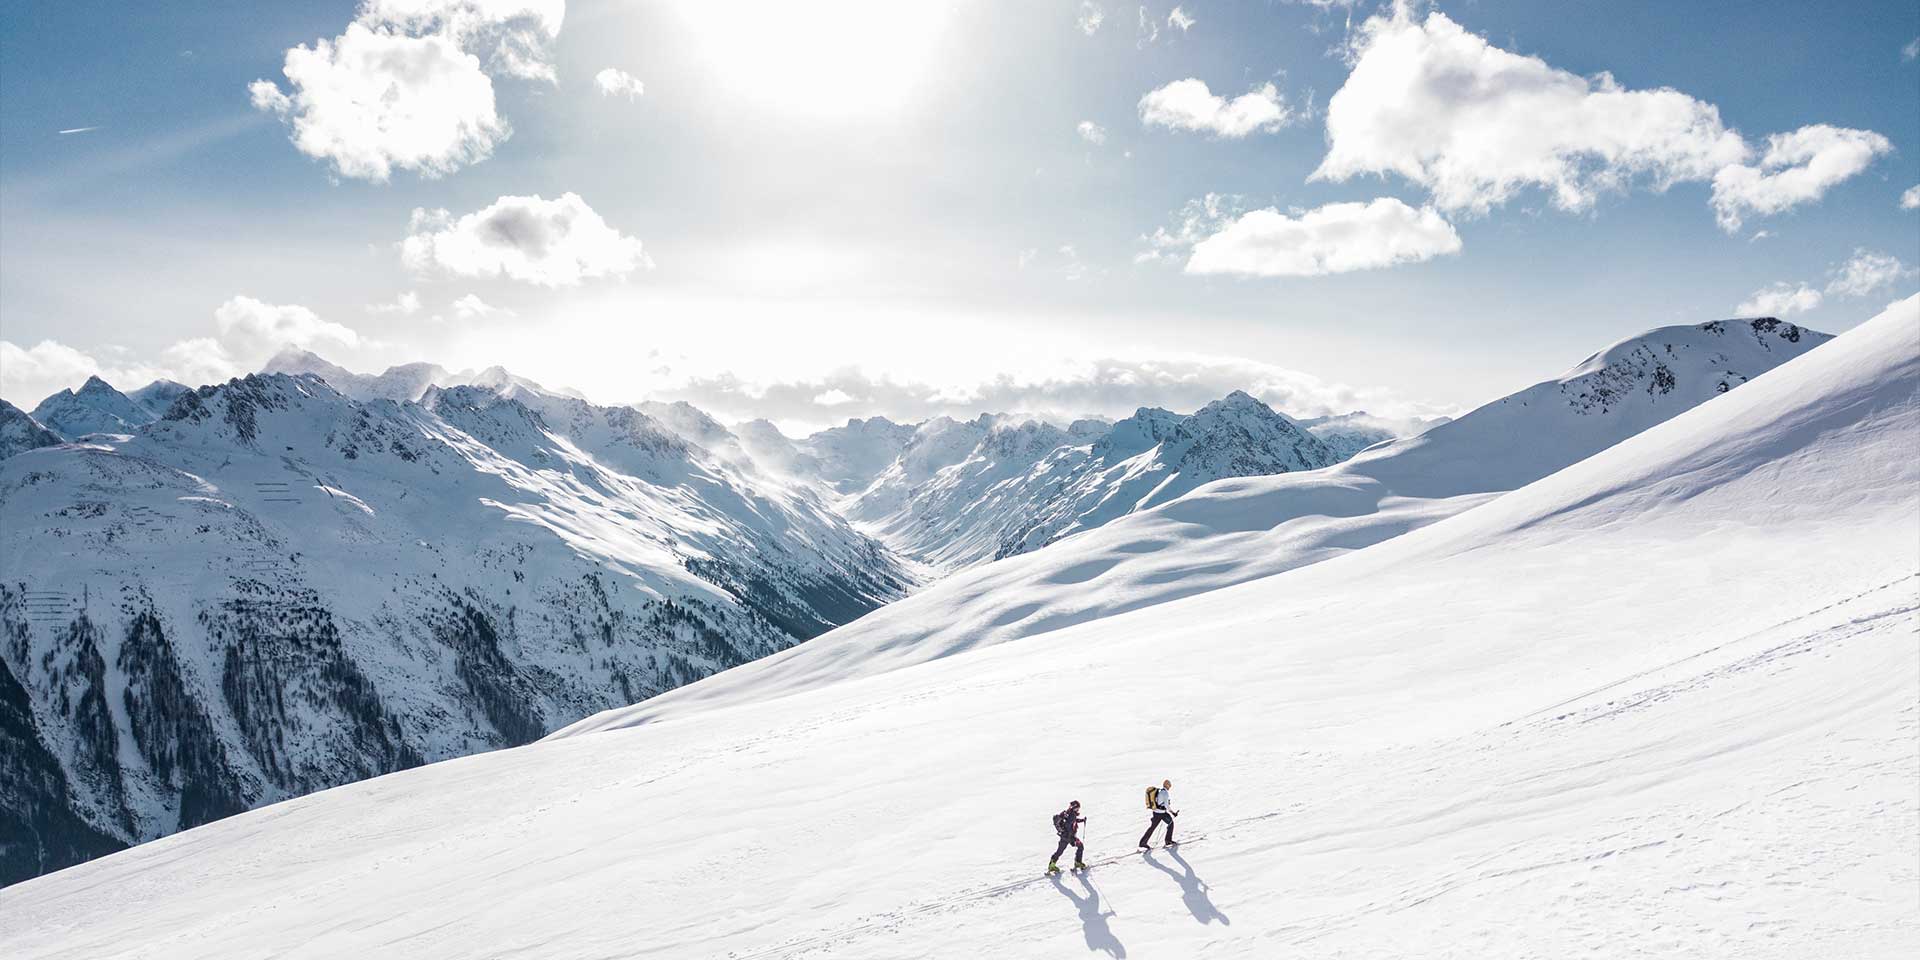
<box><xmin>1069</xmin><ymin>799</ymin><xmax>1080</xmax><ymax>809</ymax></box>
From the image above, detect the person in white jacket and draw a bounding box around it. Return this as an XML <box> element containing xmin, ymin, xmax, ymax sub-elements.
<box><xmin>1139</xmin><ymin>779</ymin><xmax>1178</xmax><ymax>849</ymax></box>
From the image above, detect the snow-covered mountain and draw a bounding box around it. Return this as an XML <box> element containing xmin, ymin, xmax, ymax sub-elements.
<box><xmin>5</xmin><ymin>302</ymin><xmax>1908</xmax><ymax>959</ymax></box>
<box><xmin>0</xmin><ymin>371</ymin><xmax>911</xmax><ymax>884</ymax></box>
<box><xmin>259</xmin><ymin>349</ymin><xmax>590</xmax><ymax>405</ymax></box>
<box><xmin>126</xmin><ymin>380</ymin><xmax>189</xmax><ymax>421</ymax></box>
<box><xmin>842</xmin><ymin>392</ymin><xmax>1346</xmax><ymax>569</ymax></box>
<box><xmin>0</xmin><ymin>401</ymin><xmax>63</xmax><ymax>460</ymax></box>
<box><xmin>623</xmin><ymin>317</ymin><xmax>1836</xmax><ymax>708</ymax></box>
<box><xmin>27</xmin><ymin>376</ymin><xmax>151</xmax><ymax>439</ymax></box>
<box><xmin>796</xmin><ymin>415</ymin><xmax>920</xmax><ymax>493</ymax></box>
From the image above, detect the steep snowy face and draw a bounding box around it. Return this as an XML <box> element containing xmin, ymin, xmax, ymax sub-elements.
<box><xmin>734</xmin><ymin>419</ymin><xmax>824</xmax><ymax>479</ymax></box>
<box><xmin>842</xmin><ymin>393</ymin><xmax>1342</xmax><ymax>571</ymax></box>
<box><xmin>798</xmin><ymin>416</ymin><xmax>918</xmax><ymax>493</ymax></box>
<box><xmin>633</xmin><ymin>400</ymin><xmax>756</xmax><ymax>467</ymax></box>
<box><xmin>0</xmin><ymin>372</ymin><xmax>911</xmax><ymax>884</ymax></box>
<box><xmin>27</xmin><ymin>377</ymin><xmax>150</xmax><ymax>439</ymax></box>
<box><xmin>126</xmin><ymin>380</ymin><xmax>190</xmax><ymax>421</ymax></box>
<box><xmin>0</xmin><ymin>401</ymin><xmax>63</xmax><ymax>460</ymax></box>
<box><xmin>1161</xmin><ymin>390</ymin><xmax>1334</xmax><ymax>480</ymax></box>
<box><xmin>1094</xmin><ymin>406</ymin><xmax>1183</xmax><ymax>459</ymax></box>
<box><xmin>10</xmin><ymin>301</ymin><xmax>1909</xmax><ymax>960</ymax></box>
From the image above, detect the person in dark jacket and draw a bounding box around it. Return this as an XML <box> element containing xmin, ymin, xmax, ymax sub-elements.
<box><xmin>1049</xmin><ymin>800</ymin><xmax>1087</xmax><ymax>873</ymax></box>
<box><xmin>1139</xmin><ymin>779</ymin><xmax>1177</xmax><ymax>849</ymax></box>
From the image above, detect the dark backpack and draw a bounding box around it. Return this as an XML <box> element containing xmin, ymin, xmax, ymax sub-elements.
<box><xmin>1052</xmin><ymin>810</ymin><xmax>1072</xmax><ymax>835</ymax></box>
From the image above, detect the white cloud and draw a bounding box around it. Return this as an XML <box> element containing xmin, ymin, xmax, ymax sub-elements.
<box><xmin>595</xmin><ymin>67</ymin><xmax>644</xmax><ymax>100</ymax></box>
<box><xmin>1735</xmin><ymin>282</ymin><xmax>1821</xmax><ymax>317</ymax></box>
<box><xmin>1</xmin><ymin>296</ymin><xmax>363</xmax><ymax>404</ymax></box>
<box><xmin>1077</xmin><ymin>2</ymin><xmax>1105</xmax><ymax>35</ymax></box>
<box><xmin>1904</xmin><ymin>37</ymin><xmax>1920</xmax><ymax>61</ymax></box>
<box><xmin>1824</xmin><ymin>249</ymin><xmax>1913</xmax><ymax>299</ymax></box>
<box><xmin>653</xmin><ymin>354</ymin><xmax>1444</xmax><ymax>435</ymax></box>
<box><xmin>1136</xmin><ymin>6</ymin><xmax>1159</xmax><ymax>46</ymax></box>
<box><xmin>402</xmin><ymin>192</ymin><xmax>650</xmax><ymax>286</ymax></box>
<box><xmin>250</xmin><ymin>1</ymin><xmax>562</xmax><ymax>181</ymax></box>
<box><xmin>215</xmin><ymin>296</ymin><xmax>362</xmax><ymax>359</ymax></box>
<box><xmin>1168</xmin><ymin>6</ymin><xmax>1195</xmax><ymax>32</ymax></box>
<box><xmin>1058</xmin><ymin>244</ymin><xmax>1088</xmax><ymax>281</ymax></box>
<box><xmin>361</xmin><ymin>1</ymin><xmax>565</xmax><ymax>79</ymax></box>
<box><xmin>451</xmin><ymin>293</ymin><xmax>502</xmax><ymax>318</ymax></box>
<box><xmin>1898</xmin><ymin>184</ymin><xmax>1919</xmax><ymax>210</ymax></box>
<box><xmin>1314</xmin><ymin>7</ymin><xmax>1891</xmax><ymax>231</ymax></box>
<box><xmin>1709</xmin><ymin>125</ymin><xmax>1893</xmax><ymax>232</ymax></box>
<box><xmin>371</xmin><ymin>290</ymin><xmax>422</xmax><ymax>315</ymax></box>
<box><xmin>0</xmin><ymin>340</ymin><xmax>161</xmax><ymax>407</ymax></box>
<box><xmin>1076</xmin><ymin>120</ymin><xmax>1108</xmax><ymax>145</ymax></box>
<box><xmin>1139</xmin><ymin>79</ymin><xmax>1292</xmax><ymax>138</ymax></box>
<box><xmin>1316</xmin><ymin>7</ymin><xmax>1750</xmax><ymax>215</ymax></box>
<box><xmin>1157</xmin><ymin>196</ymin><xmax>1461</xmax><ymax>278</ymax></box>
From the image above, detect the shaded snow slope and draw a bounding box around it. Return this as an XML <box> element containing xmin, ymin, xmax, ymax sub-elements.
<box><xmin>0</xmin><ymin>401</ymin><xmax>62</xmax><ymax>460</ymax></box>
<box><xmin>568</xmin><ymin>317</ymin><xmax>1836</xmax><ymax>724</ymax></box>
<box><xmin>0</xmin><ymin>373</ymin><xmax>909</xmax><ymax>884</ymax></box>
<box><xmin>2</xmin><ymin>302</ymin><xmax>1912</xmax><ymax>958</ymax></box>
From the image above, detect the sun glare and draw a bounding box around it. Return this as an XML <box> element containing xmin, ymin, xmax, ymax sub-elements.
<box><xmin>674</xmin><ymin>0</ymin><xmax>955</xmax><ymax>119</ymax></box>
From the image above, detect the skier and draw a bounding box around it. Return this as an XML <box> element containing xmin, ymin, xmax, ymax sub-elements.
<box><xmin>1048</xmin><ymin>799</ymin><xmax>1088</xmax><ymax>873</ymax></box>
<box><xmin>1139</xmin><ymin>779</ymin><xmax>1177</xmax><ymax>849</ymax></box>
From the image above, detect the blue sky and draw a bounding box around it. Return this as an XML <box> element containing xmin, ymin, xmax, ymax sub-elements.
<box><xmin>2</xmin><ymin>0</ymin><xmax>1915</xmax><ymax>431</ymax></box>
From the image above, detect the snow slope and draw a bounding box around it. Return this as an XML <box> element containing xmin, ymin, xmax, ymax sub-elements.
<box><xmin>1</xmin><ymin>300</ymin><xmax>1911</xmax><ymax>957</ymax></box>
<box><xmin>574</xmin><ymin>317</ymin><xmax>1835</xmax><ymax>719</ymax></box>
<box><xmin>0</xmin><ymin>373</ymin><xmax>909</xmax><ymax>883</ymax></box>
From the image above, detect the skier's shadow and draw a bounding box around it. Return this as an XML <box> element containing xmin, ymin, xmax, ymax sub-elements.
<box><xmin>1050</xmin><ymin>872</ymin><xmax>1126</xmax><ymax>957</ymax></box>
<box><xmin>1144</xmin><ymin>846</ymin><xmax>1230</xmax><ymax>926</ymax></box>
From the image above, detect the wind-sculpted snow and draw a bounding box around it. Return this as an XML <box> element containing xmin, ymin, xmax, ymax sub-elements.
<box><xmin>5</xmin><ymin>300</ymin><xmax>1911</xmax><ymax>959</ymax></box>
<box><xmin>564</xmin><ymin>317</ymin><xmax>1835</xmax><ymax>729</ymax></box>
<box><xmin>0</xmin><ymin>371</ymin><xmax>910</xmax><ymax>883</ymax></box>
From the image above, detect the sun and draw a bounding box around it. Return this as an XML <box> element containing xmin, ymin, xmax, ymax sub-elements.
<box><xmin>673</xmin><ymin>0</ymin><xmax>956</xmax><ymax>120</ymax></box>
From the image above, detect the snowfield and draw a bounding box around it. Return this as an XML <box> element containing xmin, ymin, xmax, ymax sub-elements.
<box><xmin>1</xmin><ymin>297</ymin><xmax>1915</xmax><ymax>958</ymax></box>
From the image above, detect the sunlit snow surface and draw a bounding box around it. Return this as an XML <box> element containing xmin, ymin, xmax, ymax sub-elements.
<box><xmin>2</xmin><ymin>298</ymin><xmax>1916</xmax><ymax>959</ymax></box>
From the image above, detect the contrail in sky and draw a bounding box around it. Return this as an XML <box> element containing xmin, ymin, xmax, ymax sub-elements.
<box><xmin>58</xmin><ymin>126</ymin><xmax>102</xmax><ymax>135</ymax></box>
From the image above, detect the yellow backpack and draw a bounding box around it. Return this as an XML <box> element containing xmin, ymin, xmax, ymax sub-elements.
<box><xmin>1145</xmin><ymin>786</ymin><xmax>1159</xmax><ymax>809</ymax></box>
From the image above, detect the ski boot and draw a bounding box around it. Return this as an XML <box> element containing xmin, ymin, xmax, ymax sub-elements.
<box><xmin>1046</xmin><ymin>861</ymin><xmax>1061</xmax><ymax>875</ymax></box>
